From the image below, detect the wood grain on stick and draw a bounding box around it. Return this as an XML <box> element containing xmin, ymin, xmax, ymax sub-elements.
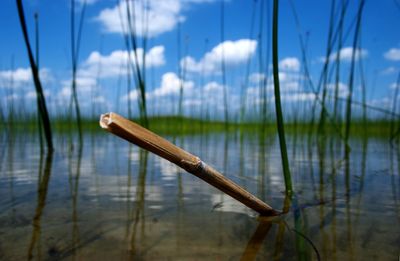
<box><xmin>100</xmin><ymin>112</ymin><xmax>278</xmax><ymax>216</ymax></box>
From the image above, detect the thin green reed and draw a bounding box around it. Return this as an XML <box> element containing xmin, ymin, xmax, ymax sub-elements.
<box><xmin>16</xmin><ymin>0</ymin><xmax>53</xmax><ymax>150</ymax></box>
<box><xmin>117</xmin><ymin>1</ymin><xmax>133</xmax><ymax>118</ymax></box>
<box><xmin>333</xmin><ymin>0</ymin><xmax>349</xmax><ymax>123</ymax></box>
<box><xmin>239</xmin><ymin>0</ymin><xmax>257</xmax><ymax>124</ymax></box>
<box><xmin>262</xmin><ymin>0</ymin><xmax>272</xmax><ymax>127</ymax></box>
<box><xmin>70</xmin><ymin>0</ymin><xmax>87</xmax><ymax>144</ymax></box>
<box><xmin>177</xmin><ymin>22</ymin><xmax>188</xmax><ymax>119</ymax></box>
<box><xmin>220</xmin><ymin>0</ymin><xmax>229</xmax><ymax>126</ymax></box>
<box><xmin>272</xmin><ymin>0</ymin><xmax>293</xmax><ymax>196</ymax></box>
<box><xmin>358</xmin><ymin>29</ymin><xmax>368</xmax><ymax>127</ymax></box>
<box><xmin>125</xmin><ymin>0</ymin><xmax>148</xmax><ymax>127</ymax></box>
<box><xmin>258</xmin><ymin>0</ymin><xmax>270</xmax><ymax>127</ymax></box>
<box><xmin>288</xmin><ymin>0</ymin><xmax>350</xmax><ymax>150</ymax></box>
<box><xmin>177</xmin><ymin>21</ymin><xmax>183</xmax><ymax>117</ymax></box>
<box><xmin>345</xmin><ymin>0</ymin><xmax>366</xmax><ymax>151</ymax></box>
<box><xmin>317</xmin><ymin>0</ymin><xmax>336</xmax><ymax>136</ymax></box>
<box><xmin>34</xmin><ymin>12</ymin><xmax>44</xmax><ymax>152</ymax></box>
<box><xmin>390</xmin><ymin>71</ymin><xmax>400</xmax><ymax>141</ymax></box>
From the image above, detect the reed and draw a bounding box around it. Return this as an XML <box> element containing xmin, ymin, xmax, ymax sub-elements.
<box><xmin>34</xmin><ymin>12</ymin><xmax>44</xmax><ymax>152</ymax></box>
<box><xmin>258</xmin><ymin>0</ymin><xmax>270</xmax><ymax>127</ymax></box>
<box><xmin>239</xmin><ymin>0</ymin><xmax>257</xmax><ymax>123</ymax></box>
<box><xmin>288</xmin><ymin>0</ymin><xmax>351</xmax><ymax>149</ymax></box>
<box><xmin>390</xmin><ymin>71</ymin><xmax>400</xmax><ymax>141</ymax></box>
<box><xmin>317</xmin><ymin>0</ymin><xmax>336</xmax><ymax>136</ymax></box>
<box><xmin>125</xmin><ymin>0</ymin><xmax>148</xmax><ymax>127</ymax></box>
<box><xmin>220</xmin><ymin>0</ymin><xmax>229</xmax><ymax>127</ymax></box>
<box><xmin>272</xmin><ymin>0</ymin><xmax>293</xmax><ymax>196</ymax></box>
<box><xmin>177</xmin><ymin>23</ymin><xmax>188</xmax><ymax>121</ymax></box>
<box><xmin>70</xmin><ymin>0</ymin><xmax>87</xmax><ymax>144</ymax></box>
<box><xmin>16</xmin><ymin>0</ymin><xmax>53</xmax><ymax>150</ymax></box>
<box><xmin>333</xmin><ymin>0</ymin><xmax>349</xmax><ymax>123</ymax></box>
<box><xmin>358</xmin><ymin>29</ymin><xmax>368</xmax><ymax>127</ymax></box>
<box><xmin>100</xmin><ymin>112</ymin><xmax>279</xmax><ymax>215</ymax></box>
<box><xmin>344</xmin><ymin>0</ymin><xmax>366</xmax><ymax>151</ymax></box>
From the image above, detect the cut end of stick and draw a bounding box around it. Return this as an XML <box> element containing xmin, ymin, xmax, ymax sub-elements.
<box><xmin>100</xmin><ymin>112</ymin><xmax>112</xmax><ymax>129</ymax></box>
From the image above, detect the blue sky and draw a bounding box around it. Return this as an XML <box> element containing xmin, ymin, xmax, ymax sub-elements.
<box><xmin>1</xmin><ymin>0</ymin><xmax>400</xmax><ymax>119</ymax></box>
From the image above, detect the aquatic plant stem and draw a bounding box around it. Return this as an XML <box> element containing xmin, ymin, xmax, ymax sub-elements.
<box><xmin>100</xmin><ymin>112</ymin><xmax>279</xmax><ymax>216</ymax></box>
<box><xmin>272</xmin><ymin>0</ymin><xmax>293</xmax><ymax>196</ymax></box>
<box><xmin>34</xmin><ymin>12</ymin><xmax>44</xmax><ymax>152</ymax></box>
<box><xmin>221</xmin><ymin>0</ymin><xmax>229</xmax><ymax>127</ymax></box>
<box><xmin>70</xmin><ymin>0</ymin><xmax>86</xmax><ymax>144</ymax></box>
<box><xmin>345</xmin><ymin>0</ymin><xmax>365</xmax><ymax>151</ymax></box>
<box><xmin>16</xmin><ymin>0</ymin><xmax>53</xmax><ymax>151</ymax></box>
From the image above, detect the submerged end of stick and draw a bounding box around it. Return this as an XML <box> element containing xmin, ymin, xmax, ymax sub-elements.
<box><xmin>100</xmin><ymin>112</ymin><xmax>112</xmax><ymax>129</ymax></box>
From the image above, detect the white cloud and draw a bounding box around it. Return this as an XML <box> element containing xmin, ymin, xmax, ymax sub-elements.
<box><xmin>326</xmin><ymin>82</ymin><xmax>348</xmax><ymax>97</ymax></box>
<box><xmin>95</xmin><ymin>0</ymin><xmax>216</xmax><ymax>37</ymax></box>
<box><xmin>381</xmin><ymin>66</ymin><xmax>398</xmax><ymax>75</ymax></box>
<box><xmin>6</xmin><ymin>94</ymin><xmax>18</xmax><ymax>101</ymax></box>
<box><xmin>26</xmin><ymin>89</ymin><xmax>50</xmax><ymax>100</ymax></box>
<box><xmin>124</xmin><ymin>89</ymin><xmax>139</xmax><ymax>101</ymax></box>
<box><xmin>80</xmin><ymin>45</ymin><xmax>165</xmax><ymax>78</ymax></box>
<box><xmin>96</xmin><ymin>0</ymin><xmax>182</xmax><ymax>37</ymax></box>
<box><xmin>182</xmin><ymin>39</ymin><xmax>257</xmax><ymax>74</ymax></box>
<box><xmin>183</xmin><ymin>0</ymin><xmax>216</xmax><ymax>3</ymax></box>
<box><xmin>267</xmin><ymin>72</ymin><xmax>302</xmax><ymax>92</ymax></box>
<box><xmin>281</xmin><ymin>93</ymin><xmax>316</xmax><ymax>102</ymax></box>
<box><xmin>384</xmin><ymin>48</ymin><xmax>400</xmax><ymax>61</ymax></box>
<box><xmin>61</xmin><ymin>76</ymin><xmax>96</xmax><ymax>93</ymax></box>
<box><xmin>279</xmin><ymin>57</ymin><xmax>300</xmax><ymax>71</ymax></box>
<box><xmin>152</xmin><ymin>72</ymin><xmax>194</xmax><ymax>97</ymax></box>
<box><xmin>390</xmin><ymin>82</ymin><xmax>399</xmax><ymax>89</ymax></box>
<box><xmin>249</xmin><ymin>73</ymin><xmax>266</xmax><ymax>84</ymax></box>
<box><xmin>97</xmin><ymin>1</ymin><xmax>178</xmax><ymax>37</ymax></box>
<box><xmin>203</xmin><ymin>81</ymin><xmax>224</xmax><ymax>93</ymax></box>
<box><xmin>124</xmin><ymin>72</ymin><xmax>194</xmax><ymax>101</ymax></box>
<box><xmin>76</xmin><ymin>0</ymin><xmax>98</xmax><ymax>5</ymax></box>
<box><xmin>93</xmin><ymin>95</ymin><xmax>106</xmax><ymax>104</ymax></box>
<box><xmin>321</xmin><ymin>47</ymin><xmax>368</xmax><ymax>62</ymax></box>
<box><xmin>0</xmin><ymin>67</ymin><xmax>52</xmax><ymax>88</ymax></box>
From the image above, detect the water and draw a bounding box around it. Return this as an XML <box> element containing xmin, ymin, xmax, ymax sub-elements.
<box><xmin>0</xmin><ymin>131</ymin><xmax>399</xmax><ymax>260</ymax></box>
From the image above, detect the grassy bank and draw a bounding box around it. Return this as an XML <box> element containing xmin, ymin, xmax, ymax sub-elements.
<box><xmin>2</xmin><ymin>115</ymin><xmax>398</xmax><ymax>139</ymax></box>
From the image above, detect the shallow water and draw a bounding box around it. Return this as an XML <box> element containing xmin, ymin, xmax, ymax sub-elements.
<box><xmin>0</xmin><ymin>131</ymin><xmax>399</xmax><ymax>260</ymax></box>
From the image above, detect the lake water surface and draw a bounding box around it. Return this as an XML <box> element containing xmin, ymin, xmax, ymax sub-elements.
<box><xmin>0</xmin><ymin>131</ymin><xmax>399</xmax><ymax>260</ymax></box>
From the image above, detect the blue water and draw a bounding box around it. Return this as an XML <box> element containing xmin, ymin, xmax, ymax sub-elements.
<box><xmin>0</xmin><ymin>131</ymin><xmax>399</xmax><ymax>260</ymax></box>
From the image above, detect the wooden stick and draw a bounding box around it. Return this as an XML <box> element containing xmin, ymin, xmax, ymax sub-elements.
<box><xmin>100</xmin><ymin>112</ymin><xmax>279</xmax><ymax>216</ymax></box>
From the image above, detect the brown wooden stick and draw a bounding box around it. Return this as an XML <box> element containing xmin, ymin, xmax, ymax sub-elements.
<box><xmin>100</xmin><ymin>112</ymin><xmax>279</xmax><ymax>216</ymax></box>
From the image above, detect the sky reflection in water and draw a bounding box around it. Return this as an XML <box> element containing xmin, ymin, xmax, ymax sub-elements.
<box><xmin>0</xmin><ymin>132</ymin><xmax>399</xmax><ymax>260</ymax></box>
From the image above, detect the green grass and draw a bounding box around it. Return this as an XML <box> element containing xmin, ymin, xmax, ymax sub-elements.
<box><xmin>3</xmin><ymin>115</ymin><xmax>398</xmax><ymax>139</ymax></box>
<box><xmin>272</xmin><ymin>0</ymin><xmax>293</xmax><ymax>196</ymax></box>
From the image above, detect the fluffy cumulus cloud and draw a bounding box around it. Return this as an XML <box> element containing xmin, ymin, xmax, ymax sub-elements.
<box><xmin>384</xmin><ymin>48</ymin><xmax>400</xmax><ymax>61</ymax></box>
<box><xmin>281</xmin><ymin>93</ymin><xmax>316</xmax><ymax>102</ymax></box>
<box><xmin>57</xmin><ymin>76</ymin><xmax>97</xmax><ymax>102</ymax></box>
<box><xmin>279</xmin><ymin>57</ymin><xmax>300</xmax><ymax>71</ymax></box>
<box><xmin>61</xmin><ymin>77</ymin><xmax>97</xmax><ymax>92</ymax></box>
<box><xmin>80</xmin><ymin>45</ymin><xmax>165</xmax><ymax>78</ymax></box>
<box><xmin>124</xmin><ymin>72</ymin><xmax>194</xmax><ymax>101</ymax></box>
<box><xmin>182</xmin><ymin>39</ymin><xmax>257</xmax><ymax>74</ymax></box>
<box><xmin>95</xmin><ymin>0</ymin><xmax>215</xmax><ymax>37</ymax></box>
<box><xmin>0</xmin><ymin>67</ymin><xmax>52</xmax><ymax>88</ymax></box>
<box><xmin>96</xmin><ymin>0</ymin><xmax>181</xmax><ymax>37</ymax></box>
<box><xmin>322</xmin><ymin>47</ymin><xmax>368</xmax><ymax>62</ymax></box>
<box><xmin>326</xmin><ymin>82</ymin><xmax>348</xmax><ymax>97</ymax></box>
<box><xmin>249</xmin><ymin>73</ymin><xmax>266</xmax><ymax>84</ymax></box>
<box><xmin>152</xmin><ymin>72</ymin><xmax>194</xmax><ymax>97</ymax></box>
<box><xmin>203</xmin><ymin>81</ymin><xmax>225</xmax><ymax>93</ymax></box>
